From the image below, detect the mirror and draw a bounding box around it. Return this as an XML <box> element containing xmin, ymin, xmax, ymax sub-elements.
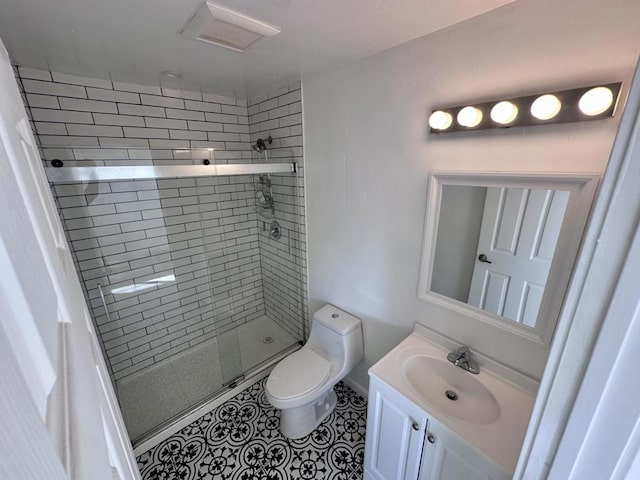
<box><xmin>432</xmin><ymin>185</ymin><xmax>570</xmax><ymax>326</ymax></box>
<box><xmin>418</xmin><ymin>173</ymin><xmax>598</xmax><ymax>345</ymax></box>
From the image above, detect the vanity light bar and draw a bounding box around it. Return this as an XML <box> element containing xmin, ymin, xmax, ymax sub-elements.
<box><xmin>428</xmin><ymin>82</ymin><xmax>622</xmax><ymax>134</ymax></box>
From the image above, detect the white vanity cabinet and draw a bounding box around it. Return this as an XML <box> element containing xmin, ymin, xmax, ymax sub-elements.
<box><xmin>418</xmin><ymin>416</ymin><xmax>507</xmax><ymax>480</ymax></box>
<box><xmin>365</xmin><ymin>375</ymin><xmax>510</xmax><ymax>480</ymax></box>
<box><xmin>365</xmin><ymin>376</ymin><xmax>428</xmax><ymax>480</ymax></box>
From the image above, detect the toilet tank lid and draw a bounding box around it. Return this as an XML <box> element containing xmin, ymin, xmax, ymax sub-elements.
<box><xmin>313</xmin><ymin>304</ymin><xmax>361</xmax><ymax>335</ymax></box>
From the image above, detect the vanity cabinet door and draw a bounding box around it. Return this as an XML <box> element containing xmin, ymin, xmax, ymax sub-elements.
<box><xmin>365</xmin><ymin>377</ymin><xmax>429</xmax><ymax>480</ymax></box>
<box><xmin>418</xmin><ymin>418</ymin><xmax>508</xmax><ymax>480</ymax></box>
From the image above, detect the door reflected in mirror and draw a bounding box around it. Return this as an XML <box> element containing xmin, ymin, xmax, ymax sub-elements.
<box><xmin>431</xmin><ymin>185</ymin><xmax>570</xmax><ymax>328</ymax></box>
<box><xmin>418</xmin><ymin>173</ymin><xmax>598</xmax><ymax>346</ymax></box>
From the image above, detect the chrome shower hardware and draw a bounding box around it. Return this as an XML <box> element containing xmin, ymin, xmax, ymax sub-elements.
<box><xmin>269</xmin><ymin>221</ymin><xmax>282</xmax><ymax>240</ymax></box>
<box><xmin>255</xmin><ymin>174</ymin><xmax>275</xmax><ymax>214</ymax></box>
<box><xmin>256</xmin><ymin>189</ymin><xmax>272</xmax><ymax>206</ymax></box>
<box><xmin>252</xmin><ymin>136</ymin><xmax>273</xmax><ymax>163</ymax></box>
<box><xmin>252</xmin><ymin>136</ymin><xmax>273</xmax><ymax>152</ymax></box>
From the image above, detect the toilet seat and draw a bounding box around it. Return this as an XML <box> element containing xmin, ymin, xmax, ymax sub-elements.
<box><xmin>267</xmin><ymin>348</ymin><xmax>331</xmax><ymax>400</ymax></box>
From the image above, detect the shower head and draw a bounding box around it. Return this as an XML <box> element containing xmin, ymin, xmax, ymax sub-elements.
<box><xmin>252</xmin><ymin>136</ymin><xmax>273</xmax><ymax>152</ymax></box>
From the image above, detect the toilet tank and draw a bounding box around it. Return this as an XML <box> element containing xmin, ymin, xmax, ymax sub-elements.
<box><xmin>308</xmin><ymin>304</ymin><xmax>363</xmax><ymax>375</ymax></box>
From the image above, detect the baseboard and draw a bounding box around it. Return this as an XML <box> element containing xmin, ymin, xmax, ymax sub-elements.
<box><xmin>343</xmin><ymin>374</ymin><xmax>368</xmax><ymax>399</ymax></box>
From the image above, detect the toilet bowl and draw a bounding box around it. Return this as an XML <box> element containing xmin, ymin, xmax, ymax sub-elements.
<box><xmin>265</xmin><ymin>304</ymin><xmax>363</xmax><ymax>439</ymax></box>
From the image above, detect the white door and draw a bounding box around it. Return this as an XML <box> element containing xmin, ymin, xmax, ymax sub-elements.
<box><xmin>468</xmin><ymin>187</ymin><xmax>569</xmax><ymax>326</ymax></box>
<box><xmin>365</xmin><ymin>377</ymin><xmax>428</xmax><ymax>480</ymax></box>
<box><xmin>0</xmin><ymin>38</ymin><xmax>140</xmax><ymax>479</ymax></box>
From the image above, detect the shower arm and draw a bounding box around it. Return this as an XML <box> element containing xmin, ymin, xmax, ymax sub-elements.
<box><xmin>252</xmin><ymin>136</ymin><xmax>273</xmax><ymax>158</ymax></box>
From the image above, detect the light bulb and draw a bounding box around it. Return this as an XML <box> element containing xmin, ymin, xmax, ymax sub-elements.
<box><xmin>457</xmin><ymin>106</ymin><xmax>483</xmax><ymax>128</ymax></box>
<box><xmin>490</xmin><ymin>101</ymin><xmax>519</xmax><ymax>125</ymax></box>
<box><xmin>531</xmin><ymin>94</ymin><xmax>562</xmax><ymax>120</ymax></box>
<box><xmin>428</xmin><ymin>111</ymin><xmax>453</xmax><ymax>131</ymax></box>
<box><xmin>579</xmin><ymin>87</ymin><xmax>614</xmax><ymax>116</ymax></box>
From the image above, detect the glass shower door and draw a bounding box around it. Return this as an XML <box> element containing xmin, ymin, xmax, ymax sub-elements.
<box><xmin>196</xmin><ymin>173</ymin><xmax>246</xmax><ymax>388</ymax></box>
<box><xmin>49</xmin><ymin>160</ymin><xmax>303</xmax><ymax>445</ymax></box>
<box><xmin>54</xmin><ymin>174</ymin><xmax>240</xmax><ymax>443</ymax></box>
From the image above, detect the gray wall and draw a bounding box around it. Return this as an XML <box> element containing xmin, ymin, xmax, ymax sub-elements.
<box><xmin>431</xmin><ymin>186</ymin><xmax>486</xmax><ymax>302</ymax></box>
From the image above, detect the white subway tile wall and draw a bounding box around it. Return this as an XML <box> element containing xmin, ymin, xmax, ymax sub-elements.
<box><xmin>249</xmin><ymin>81</ymin><xmax>308</xmax><ymax>339</ymax></box>
<box><xmin>14</xmin><ymin>66</ymin><xmax>307</xmax><ymax>383</ymax></box>
<box><xmin>16</xmin><ymin>65</ymin><xmax>252</xmax><ymax>167</ymax></box>
<box><xmin>51</xmin><ymin>173</ymin><xmax>268</xmax><ymax>382</ymax></box>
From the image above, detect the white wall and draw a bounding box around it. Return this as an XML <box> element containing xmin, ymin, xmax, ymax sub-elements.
<box><xmin>303</xmin><ymin>0</ymin><xmax>640</xmax><ymax>385</ymax></box>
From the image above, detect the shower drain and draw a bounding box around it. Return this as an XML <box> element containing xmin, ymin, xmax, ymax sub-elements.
<box><xmin>263</xmin><ymin>336</ymin><xmax>275</xmax><ymax>344</ymax></box>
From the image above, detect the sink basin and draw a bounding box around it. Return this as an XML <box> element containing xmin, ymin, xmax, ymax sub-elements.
<box><xmin>402</xmin><ymin>355</ymin><xmax>500</xmax><ymax>424</ymax></box>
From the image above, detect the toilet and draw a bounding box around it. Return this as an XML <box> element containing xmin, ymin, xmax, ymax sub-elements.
<box><xmin>265</xmin><ymin>304</ymin><xmax>364</xmax><ymax>439</ymax></box>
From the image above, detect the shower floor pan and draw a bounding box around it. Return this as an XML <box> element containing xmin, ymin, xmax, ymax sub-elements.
<box><xmin>115</xmin><ymin>315</ymin><xmax>299</xmax><ymax>452</ymax></box>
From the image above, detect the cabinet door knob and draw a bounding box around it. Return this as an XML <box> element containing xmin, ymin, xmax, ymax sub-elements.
<box><xmin>427</xmin><ymin>434</ymin><xmax>435</xmax><ymax>444</ymax></box>
<box><xmin>411</xmin><ymin>420</ymin><xmax>419</xmax><ymax>431</ymax></box>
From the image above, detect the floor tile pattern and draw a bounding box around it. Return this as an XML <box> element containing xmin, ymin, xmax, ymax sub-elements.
<box><xmin>137</xmin><ymin>379</ymin><xmax>367</xmax><ymax>480</ymax></box>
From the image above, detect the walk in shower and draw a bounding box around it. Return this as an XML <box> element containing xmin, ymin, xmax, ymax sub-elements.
<box><xmin>47</xmin><ymin>159</ymin><xmax>306</xmax><ymax>445</ymax></box>
<box><xmin>11</xmin><ymin>64</ymin><xmax>306</xmax><ymax>447</ymax></box>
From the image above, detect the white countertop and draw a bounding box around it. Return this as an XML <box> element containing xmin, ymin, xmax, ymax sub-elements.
<box><xmin>368</xmin><ymin>329</ymin><xmax>536</xmax><ymax>474</ymax></box>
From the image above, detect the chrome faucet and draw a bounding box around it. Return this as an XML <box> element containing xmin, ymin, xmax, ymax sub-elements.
<box><xmin>447</xmin><ymin>346</ymin><xmax>480</xmax><ymax>374</ymax></box>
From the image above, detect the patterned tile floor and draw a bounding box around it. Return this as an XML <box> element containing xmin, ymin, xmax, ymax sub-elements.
<box><xmin>137</xmin><ymin>378</ymin><xmax>367</xmax><ymax>480</ymax></box>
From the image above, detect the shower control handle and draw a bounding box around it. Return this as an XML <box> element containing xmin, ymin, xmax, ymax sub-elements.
<box><xmin>269</xmin><ymin>221</ymin><xmax>282</xmax><ymax>240</ymax></box>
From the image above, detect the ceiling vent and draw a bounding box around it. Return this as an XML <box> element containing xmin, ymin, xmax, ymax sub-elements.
<box><xmin>181</xmin><ymin>1</ymin><xmax>281</xmax><ymax>53</ymax></box>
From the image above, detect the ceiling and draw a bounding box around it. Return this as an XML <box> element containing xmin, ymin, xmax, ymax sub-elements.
<box><xmin>0</xmin><ymin>0</ymin><xmax>514</xmax><ymax>98</ymax></box>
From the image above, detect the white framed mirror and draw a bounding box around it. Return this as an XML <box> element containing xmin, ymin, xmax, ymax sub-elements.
<box><xmin>417</xmin><ymin>172</ymin><xmax>599</xmax><ymax>346</ymax></box>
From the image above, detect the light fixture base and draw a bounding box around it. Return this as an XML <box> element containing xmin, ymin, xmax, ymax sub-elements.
<box><xmin>428</xmin><ymin>82</ymin><xmax>622</xmax><ymax>134</ymax></box>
